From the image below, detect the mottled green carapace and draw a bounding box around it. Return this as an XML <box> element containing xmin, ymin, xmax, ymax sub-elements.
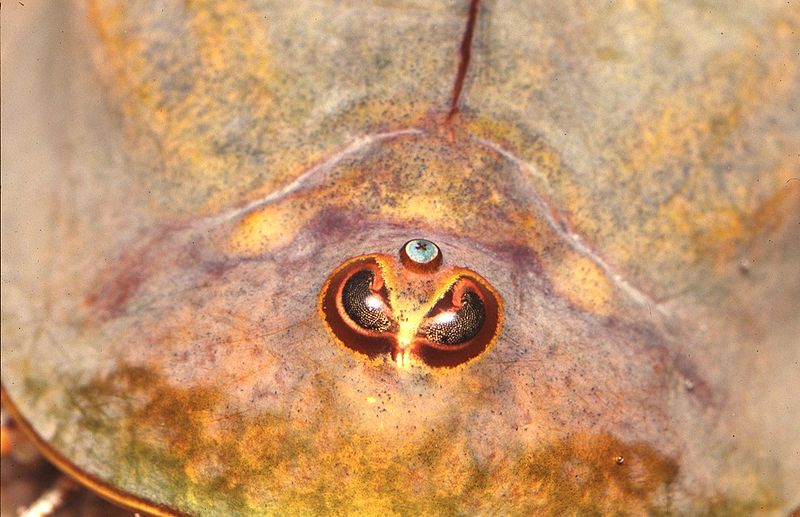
<box><xmin>1</xmin><ymin>1</ymin><xmax>799</xmax><ymax>516</ymax></box>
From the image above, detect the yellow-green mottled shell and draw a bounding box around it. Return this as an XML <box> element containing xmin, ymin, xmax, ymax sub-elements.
<box><xmin>2</xmin><ymin>1</ymin><xmax>799</xmax><ymax>515</ymax></box>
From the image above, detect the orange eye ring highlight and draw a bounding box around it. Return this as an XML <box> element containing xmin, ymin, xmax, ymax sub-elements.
<box><xmin>320</xmin><ymin>257</ymin><xmax>396</xmax><ymax>358</ymax></box>
<box><xmin>318</xmin><ymin>241</ymin><xmax>503</xmax><ymax>368</ymax></box>
<box><xmin>413</xmin><ymin>275</ymin><xmax>501</xmax><ymax>368</ymax></box>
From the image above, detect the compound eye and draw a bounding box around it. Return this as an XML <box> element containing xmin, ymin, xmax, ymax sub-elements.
<box><xmin>416</xmin><ymin>276</ymin><xmax>501</xmax><ymax>368</ymax></box>
<box><xmin>320</xmin><ymin>258</ymin><xmax>397</xmax><ymax>358</ymax></box>
<box><xmin>424</xmin><ymin>290</ymin><xmax>485</xmax><ymax>345</ymax></box>
<box><xmin>341</xmin><ymin>269</ymin><xmax>394</xmax><ymax>333</ymax></box>
<box><xmin>320</xmin><ymin>250</ymin><xmax>503</xmax><ymax>368</ymax></box>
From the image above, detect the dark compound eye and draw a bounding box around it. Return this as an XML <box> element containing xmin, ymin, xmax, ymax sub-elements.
<box><xmin>320</xmin><ymin>258</ymin><xmax>397</xmax><ymax>358</ymax></box>
<box><xmin>424</xmin><ymin>290</ymin><xmax>485</xmax><ymax>345</ymax></box>
<box><xmin>415</xmin><ymin>276</ymin><xmax>501</xmax><ymax>368</ymax></box>
<box><xmin>341</xmin><ymin>269</ymin><xmax>394</xmax><ymax>333</ymax></box>
<box><xmin>319</xmin><ymin>250</ymin><xmax>503</xmax><ymax>367</ymax></box>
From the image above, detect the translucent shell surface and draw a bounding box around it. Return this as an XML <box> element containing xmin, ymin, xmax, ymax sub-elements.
<box><xmin>2</xmin><ymin>1</ymin><xmax>800</xmax><ymax>516</ymax></box>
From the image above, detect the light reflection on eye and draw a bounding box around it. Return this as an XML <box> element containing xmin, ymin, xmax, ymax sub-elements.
<box><xmin>365</xmin><ymin>295</ymin><xmax>385</xmax><ymax>311</ymax></box>
<box><xmin>431</xmin><ymin>311</ymin><xmax>457</xmax><ymax>325</ymax></box>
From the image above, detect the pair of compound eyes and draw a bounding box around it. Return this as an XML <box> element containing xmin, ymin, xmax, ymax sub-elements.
<box><xmin>319</xmin><ymin>240</ymin><xmax>502</xmax><ymax>368</ymax></box>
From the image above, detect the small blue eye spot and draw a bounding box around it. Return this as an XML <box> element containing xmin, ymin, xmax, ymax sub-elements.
<box><xmin>400</xmin><ymin>238</ymin><xmax>443</xmax><ymax>273</ymax></box>
<box><xmin>404</xmin><ymin>239</ymin><xmax>439</xmax><ymax>265</ymax></box>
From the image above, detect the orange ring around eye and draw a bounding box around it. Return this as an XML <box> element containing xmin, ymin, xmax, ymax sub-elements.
<box><xmin>319</xmin><ymin>253</ymin><xmax>503</xmax><ymax>368</ymax></box>
<box><xmin>319</xmin><ymin>255</ymin><xmax>396</xmax><ymax>358</ymax></box>
<box><xmin>413</xmin><ymin>273</ymin><xmax>502</xmax><ymax>368</ymax></box>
